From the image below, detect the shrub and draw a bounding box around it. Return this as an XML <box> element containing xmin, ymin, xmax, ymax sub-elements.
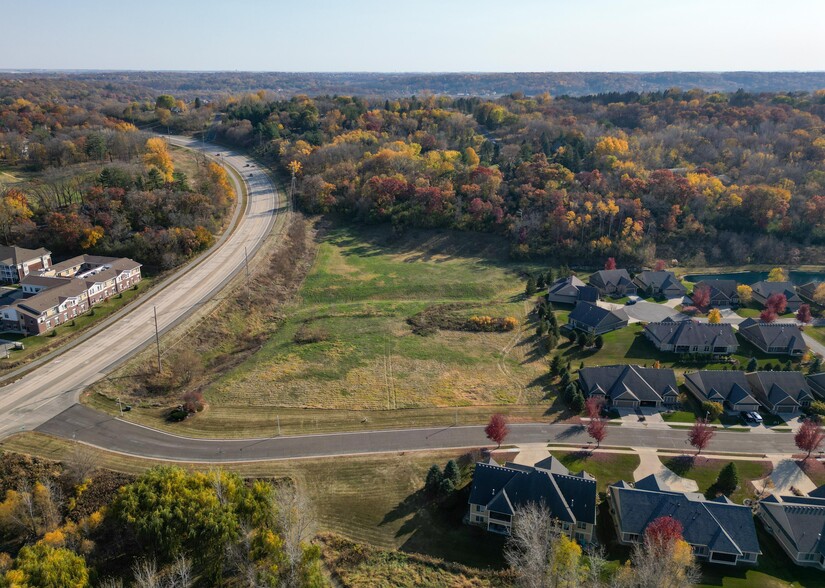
<box><xmin>702</xmin><ymin>401</ymin><xmax>724</xmax><ymax>422</ymax></box>
<box><xmin>502</xmin><ymin>316</ymin><xmax>519</xmax><ymax>331</ymax></box>
<box><xmin>182</xmin><ymin>390</ymin><xmax>204</xmax><ymax>413</ymax></box>
<box><xmin>809</xmin><ymin>400</ymin><xmax>825</xmax><ymax>417</ymax></box>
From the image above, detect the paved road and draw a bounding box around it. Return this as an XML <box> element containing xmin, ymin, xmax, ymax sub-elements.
<box><xmin>0</xmin><ymin>139</ymin><xmax>280</xmax><ymax>439</ymax></box>
<box><xmin>35</xmin><ymin>404</ymin><xmax>800</xmax><ymax>463</ymax></box>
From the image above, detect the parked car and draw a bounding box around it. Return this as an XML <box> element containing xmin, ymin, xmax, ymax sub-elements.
<box><xmin>749</xmin><ymin>411</ymin><xmax>763</xmax><ymax>423</ymax></box>
<box><xmin>626</xmin><ymin>299</ymin><xmax>637</xmax><ymax>305</ymax></box>
<box><xmin>740</xmin><ymin>411</ymin><xmax>763</xmax><ymax>424</ymax></box>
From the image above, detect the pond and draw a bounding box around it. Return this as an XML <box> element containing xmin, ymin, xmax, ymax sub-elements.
<box><xmin>682</xmin><ymin>270</ymin><xmax>825</xmax><ymax>286</ymax></box>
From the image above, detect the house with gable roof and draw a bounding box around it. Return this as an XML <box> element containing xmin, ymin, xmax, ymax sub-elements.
<box><xmin>0</xmin><ymin>245</ymin><xmax>52</xmax><ymax>283</ymax></box>
<box><xmin>467</xmin><ymin>455</ymin><xmax>597</xmax><ymax>543</ymax></box>
<box><xmin>751</xmin><ymin>281</ymin><xmax>803</xmax><ymax>312</ymax></box>
<box><xmin>798</xmin><ymin>281</ymin><xmax>823</xmax><ymax>306</ymax></box>
<box><xmin>633</xmin><ymin>270</ymin><xmax>687</xmax><ymax>299</ymax></box>
<box><xmin>693</xmin><ymin>279</ymin><xmax>740</xmax><ymax>307</ymax></box>
<box><xmin>644</xmin><ymin>318</ymin><xmax>738</xmax><ymax>356</ymax></box>
<box><xmin>683</xmin><ymin>370</ymin><xmax>761</xmax><ymax>413</ymax></box>
<box><xmin>757</xmin><ymin>484</ymin><xmax>825</xmax><ymax>569</ymax></box>
<box><xmin>607</xmin><ymin>474</ymin><xmax>761</xmax><ymax>566</ymax></box>
<box><xmin>745</xmin><ymin>371</ymin><xmax>815</xmax><ymax>415</ymax></box>
<box><xmin>578</xmin><ymin>365</ymin><xmax>679</xmax><ymax>409</ymax></box>
<box><xmin>738</xmin><ymin>318</ymin><xmax>807</xmax><ymax>356</ymax></box>
<box><xmin>588</xmin><ymin>269</ymin><xmax>637</xmax><ymax>298</ymax></box>
<box><xmin>546</xmin><ymin>275</ymin><xmax>599</xmax><ymax>306</ymax></box>
<box><xmin>566</xmin><ymin>301</ymin><xmax>628</xmax><ymax>335</ymax></box>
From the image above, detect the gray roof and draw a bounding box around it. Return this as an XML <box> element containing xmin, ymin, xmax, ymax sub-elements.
<box><xmin>589</xmin><ymin>269</ymin><xmax>634</xmax><ymax>290</ymax></box>
<box><xmin>610</xmin><ymin>478</ymin><xmax>760</xmax><ymax>556</ymax></box>
<box><xmin>645</xmin><ymin>319</ymin><xmax>737</xmax><ymax>349</ymax></box>
<box><xmin>0</xmin><ymin>245</ymin><xmax>50</xmax><ymax>266</ymax></box>
<box><xmin>684</xmin><ymin>370</ymin><xmax>759</xmax><ymax>407</ymax></box>
<box><xmin>547</xmin><ymin>276</ymin><xmax>599</xmax><ymax>302</ymax></box>
<box><xmin>634</xmin><ymin>271</ymin><xmax>686</xmax><ymax>295</ymax></box>
<box><xmin>13</xmin><ymin>280</ymin><xmax>89</xmax><ymax>315</ymax></box>
<box><xmin>751</xmin><ymin>281</ymin><xmax>802</xmax><ymax>304</ymax></box>
<box><xmin>738</xmin><ymin>318</ymin><xmax>807</xmax><ymax>354</ymax></box>
<box><xmin>746</xmin><ymin>371</ymin><xmax>814</xmax><ymax>408</ymax></box>
<box><xmin>568</xmin><ymin>301</ymin><xmax>627</xmax><ymax>329</ymax></box>
<box><xmin>19</xmin><ymin>275</ymin><xmax>72</xmax><ymax>289</ymax></box>
<box><xmin>48</xmin><ymin>254</ymin><xmax>141</xmax><ymax>276</ymax></box>
<box><xmin>696</xmin><ymin>279</ymin><xmax>738</xmax><ymax>301</ymax></box>
<box><xmin>807</xmin><ymin>373</ymin><xmax>825</xmax><ymax>397</ymax></box>
<box><xmin>798</xmin><ymin>281</ymin><xmax>822</xmax><ymax>303</ymax></box>
<box><xmin>579</xmin><ymin>365</ymin><xmax>678</xmax><ymax>404</ymax></box>
<box><xmin>469</xmin><ymin>457</ymin><xmax>597</xmax><ymax>524</ymax></box>
<box><xmin>760</xmin><ymin>492</ymin><xmax>825</xmax><ymax>557</ymax></box>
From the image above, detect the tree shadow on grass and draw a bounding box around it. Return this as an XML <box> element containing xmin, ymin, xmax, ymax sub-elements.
<box><xmin>663</xmin><ymin>455</ymin><xmax>696</xmax><ymax>477</ymax></box>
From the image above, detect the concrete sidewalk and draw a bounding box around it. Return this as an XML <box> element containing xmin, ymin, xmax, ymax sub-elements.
<box><xmin>632</xmin><ymin>448</ymin><xmax>699</xmax><ymax>492</ymax></box>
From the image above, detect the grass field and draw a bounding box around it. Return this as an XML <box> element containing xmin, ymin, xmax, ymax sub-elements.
<box><xmin>203</xmin><ymin>225</ymin><xmax>548</xmax><ymax>411</ymax></box>
<box><xmin>659</xmin><ymin>455</ymin><xmax>773</xmax><ymax>504</ymax></box>
<box><xmin>550</xmin><ymin>450</ymin><xmax>640</xmax><ymax>495</ymax></box>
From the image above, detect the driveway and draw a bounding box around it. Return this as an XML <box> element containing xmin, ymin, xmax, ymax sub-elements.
<box><xmin>622</xmin><ymin>301</ymin><xmax>689</xmax><ymax>323</ymax></box>
<box><xmin>633</xmin><ymin>448</ymin><xmax>700</xmax><ymax>492</ymax></box>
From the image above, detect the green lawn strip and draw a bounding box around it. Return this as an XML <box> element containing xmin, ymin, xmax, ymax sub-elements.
<box><xmin>84</xmin><ymin>393</ymin><xmax>555</xmax><ymax>438</ymax></box>
<box><xmin>659</xmin><ymin>455</ymin><xmax>772</xmax><ymax>504</ymax></box>
<box><xmin>550</xmin><ymin>450</ymin><xmax>640</xmax><ymax>495</ymax></box>
<box><xmin>805</xmin><ymin>327</ymin><xmax>825</xmax><ymax>347</ymax></box>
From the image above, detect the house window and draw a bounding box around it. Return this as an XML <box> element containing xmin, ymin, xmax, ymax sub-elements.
<box><xmin>577</xmin><ymin>522</ymin><xmax>586</xmax><ymax>530</ymax></box>
<box><xmin>624</xmin><ymin>533</ymin><xmax>639</xmax><ymax>543</ymax></box>
<box><xmin>804</xmin><ymin>553</ymin><xmax>818</xmax><ymax>561</ymax></box>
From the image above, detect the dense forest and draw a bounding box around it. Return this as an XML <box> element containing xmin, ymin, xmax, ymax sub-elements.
<box><xmin>0</xmin><ymin>80</ymin><xmax>232</xmax><ymax>270</ymax></box>
<box><xmin>6</xmin><ymin>71</ymin><xmax>825</xmax><ymax>99</ymax></box>
<box><xmin>216</xmin><ymin>88</ymin><xmax>825</xmax><ymax>266</ymax></box>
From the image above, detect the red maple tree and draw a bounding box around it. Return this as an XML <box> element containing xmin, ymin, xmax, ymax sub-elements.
<box><xmin>485</xmin><ymin>413</ymin><xmax>510</xmax><ymax>448</ymax></box>
<box><xmin>654</xmin><ymin>259</ymin><xmax>667</xmax><ymax>271</ymax></box>
<box><xmin>644</xmin><ymin>516</ymin><xmax>684</xmax><ymax>550</ymax></box>
<box><xmin>691</xmin><ymin>285</ymin><xmax>711</xmax><ymax>311</ymax></box>
<box><xmin>797</xmin><ymin>304</ymin><xmax>813</xmax><ymax>324</ymax></box>
<box><xmin>688</xmin><ymin>419</ymin><xmax>715</xmax><ymax>455</ymax></box>
<box><xmin>587</xmin><ymin>417</ymin><xmax>608</xmax><ymax>449</ymax></box>
<box><xmin>585</xmin><ymin>396</ymin><xmax>604</xmax><ymax>419</ymax></box>
<box><xmin>760</xmin><ymin>309</ymin><xmax>778</xmax><ymax>323</ymax></box>
<box><xmin>766</xmin><ymin>292</ymin><xmax>788</xmax><ymax>315</ymax></box>
<box><xmin>604</xmin><ymin>257</ymin><xmax>617</xmax><ymax>270</ymax></box>
<box><xmin>795</xmin><ymin>419</ymin><xmax>825</xmax><ymax>459</ymax></box>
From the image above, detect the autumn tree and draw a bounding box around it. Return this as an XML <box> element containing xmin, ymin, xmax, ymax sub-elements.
<box><xmin>813</xmin><ymin>283</ymin><xmax>825</xmax><ymax>307</ymax></box>
<box><xmin>143</xmin><ymin>137</ymin><xmax>175</xmax><ymax>182</ymax></box>
<box><xmin>760</xmin><ymin>309</ymin><xmax>778</xmax><ymax>323</ymax></box>
<box><xmin>701</xmin><ymin>401</ymin><xmax>724</xmax><ymax>422</ymax></box>
<box><xmin>614</xmin><ymin>516</ymin><xmax>699</xmax><ymax>588</ymax></box>
<box><xmin>707</xmin><ymin>308</ymin><xmax>722</xmax><ymax>324</ymax></box>
<box><xmin>4</xmin><ymin>543</ymin><xmax>89</xmax><ymax>588</ymax></box>
<box><xmin>485</xmin><ymin>414</ymin><xmax>510</xmax><ymax>448</ymax></box>
<box><xmin>767</xmin><ymin>267</ymin><xmax>787</xmax><ymax>282</ymax></box>
<box><xmin>688</xmin><ymin>419</ymin><xmax>715</xmax><ymax>455</ymax></box>
<box><xmin>587</xmin><ymin>416</ymin><xmax>608</xmax><ymax>449</ymax></box>
<box><xmin>654</xmin><ymin>259</ymin><xmax>667</xmax><ymax>271</ymax></box>
<box><xmin>766</xmin><ymin>293</ymin><xmax>788</xmax><ymax>315</ymax></box>
<box><xmin>797</xmin><ymin>304</ymin><xmax>813</xmax><ymax>324</ymax></box>
<box><xmin>737</xmin><ymin>284</ymin><xmax>753</xmax><ymax>305</ymax></box>
<box><xmin>690</xmin><ymin>285</ymin><xmax>711</xmax><ymax>311</ymax></box>
<box><xmin>604</xmin><ymin>257</ymin><xmax>617</xmax><ymax>270</ymax></box>
<box><xmin>795</xmin><ymin>419</ymin><xmax>825</xmax><ymax>459</ymax></box>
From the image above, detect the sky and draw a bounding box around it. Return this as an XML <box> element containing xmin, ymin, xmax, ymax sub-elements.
<box><xmin>2</xmin><ymin>0</ymin><xmax>824</xmax><ymax>72</ymax></box>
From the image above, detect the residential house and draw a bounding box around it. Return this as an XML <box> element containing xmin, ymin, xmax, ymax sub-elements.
<box><xmin>644</xmin><ymin>318</ymin><xmax>738</xmax><ymax>356</ymax></box>
<box><xmin>607</xmin><ymin>474</ymin><xmax>761</xmax><ymax>566</ymax></box>
<box><xmin>468</xmin><ymin>456</ymin><xmax>597</xmax><ymax>543</ymax></box>
<box><xmin>588</xmin><ymin>269</ymin><xmax>637</xmax><ymax>298</ymax></box>
<box><xmin>578</xmin><ymin>365</ymin><xmax>679</xmax><ymax>409</ymax></box>
<box><xmin>757</xmin><ymin>486</ymin><xmax>825</xmax><ymax>569</ymax></box>
<box><xmin>0</xmin><ymin>255</ymin><xmax>142</xmax><ymax>336</ymax></box>
<box><xmin>745</xmin><ymin>371</ymin><xmax>815</xmax><ymax>415</ymax></box>
<box><xmin>797</xmin><ymin>282</ymin><xmax>823</xmax><ymax>306</ymax></box>
<box><xmin>546</xmin><ymin>275</ymin><xmax>599</xmax><ymax>306</ymax></box>
<box><xmin>0</xmin><ymin>245</ymin><xmax>52</xmax><ymax>283</ymax></box>
<box><xmin>633</xmin><ymin>270</ymin><xmax>687</xmax><ymax>299</ymax></box>
<box><xmin>738</xmin><ymin>318</ymin><xmax>807</xmax><ymax>356</ymax></box>
<box><xmin>751</xmin><ymin>281</ymin><xmax>803</xmax><ymax>312</ymax></box>
<box><xmin>566</xmin><ymin>302</ymin><xmax>628</xmax><ymax>335</ymax></box>
<box><xmin>693</xmin><ymin>279</ymin><xmax>740</xmax><ymax>307</ymax></box>
<box><xmin>683</xmin><ymin>370</ymin><xmax>761</xmax><ymax>413</ymax></box>
<box><xmin>806</xmin><ymin>372</ymin><xmax>825</xmax><ymax>399</ymax></box>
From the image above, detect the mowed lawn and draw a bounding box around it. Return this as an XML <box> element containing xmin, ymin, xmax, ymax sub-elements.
<box><xmin>207</xmin><ymin>225</ymin><xmax>547</xmax><ymax>410</ymax></box>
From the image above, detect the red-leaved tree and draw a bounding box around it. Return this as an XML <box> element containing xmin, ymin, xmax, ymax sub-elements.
<box><xmin>587</xmin><ymin>417</ymin><xmax>608</xmax><ymax>449</ymax></box>
<box><xmin>691</xmin><ymin>285</ymin><xmax>711</xmax><ymax>311</ymax></box>
<box><xmin>585</xmin><ymin>396</ymin><xmax>604</xmax><ymax>419</ymax></box>
<box><xmin>760</xmin><ymin>309</ymin><xmax>778</xmax><ymax>323</ymax></box>
<box><xmin>605</xmin><ymin>257</ymin><xmax>617</xmax><ymax>270</ymax></box>
<box><xmin>795</xmin><ymin>418</ymin><xmax>825</xmax><ymax>460</ymax></box>
<box><xmin>767</xmin><ymin>292</ymin><xmax>788</xmax><ymax>315</ymax></box>
<box><xmin>654</xmin><ymin>259</ymin><xmax>667</xmax><ymax>272</ymax></box>
<box><xmin>485</xmin><ymin>413</ymin><xmax>510</xmax><ymax>448</ymax></box>
<box><xmin>644</xmin><ymin>516</ymin><xmax>684</xmax><ymax>551</ymax></box>
<box><xmin>797</xmin><ymin>304</ymin><xmax>813</xmax><ymax>324</ymax></box>
<box><xmin>688</xmin><ymin>419</ymin><xmax>715</xmax><ymax>455</ymax></box>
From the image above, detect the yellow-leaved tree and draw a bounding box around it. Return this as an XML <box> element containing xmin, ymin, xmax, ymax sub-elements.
<box><xmin>737</xmin><ymin>284</ymin><xmax>753</xmax><ymax>305</ymax></box>
<box><xmin>143</xmin><ymin>137</ymin><xmax>174</xmax><ymax>182</ymax></box>
<box><xmin>707</xmin><ymin>308</ymin><xmax>722</xmax><ymax>324</ymax></box>
<box><xmin>767</xmin><ymin>267</ymin><xmax>786</xmax><ymax>282</ymax></box>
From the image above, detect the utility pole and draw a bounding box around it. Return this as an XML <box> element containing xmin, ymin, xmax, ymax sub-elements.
<box><xmin>153</xmin><ymin>305</ymin><xmax>162</xmax><ymax>373</ymax></box>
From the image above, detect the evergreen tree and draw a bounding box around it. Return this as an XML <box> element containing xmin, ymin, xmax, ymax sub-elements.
<box><xmin>810</xmin><ymin>356</ymin><xmax>822</xmax><ymax>374</ymax></box>
<box><xmin>444</xmin><ymin>460</ymin><xmax>462</xmax><ymax>487</ymax></box>
<box><xmin>525</xmin><ymin>276</ymin><xmax>538</xmax><ymax>297</ymax></box>
<box><xmin>595</xmin><ymin>334</ymin><xmax>604</xmax><ymax>349</ymax></box>
<box><xmin>425</xmin><ymin>464</ymin><xmax>443</xmax><ymax>493</ymax></box>
<box><xmin>560</xmin><ymin>370</ymin><xmax>572</xmax><ymax>388</ymax></box>
<box><xmin>569</xmin><ymin>392</ymin><xmax>585</xmax><ymax>413</ymax></box>
<box><xmin>564</xmin><ymin>382</ymin><xmax>578</xmax><ymax>404</ymax></box>
<box><xmin>546</xmin><ymin>269</ymin><xmax>554</xmax><ymax>284</ymax></box>
<box><xmin>536</xmin><ymin>273</ymin><xmax>546</xmax><ymax>289</ymax></box>
<box><xmin>715</xmin><ymin>462</ymin><xmax>739</xmax><ymax>496</ymax></box>
<box><xmin>550</xmin><ymin>355</ymin><xmax>562</xmax><ymax>376</ymax></box>
<box><xmin>438</xmin><ymin>477</ymin><xmax>455</xmax><ymax>497</ymax></box>
<box><xmin>747</xmin><ymin>357</ymin><xmax>758</xmax><ymax>372</ymax></box>
<box><xmin>576</xmin><ymin>331</ymin><xmax>587</xmax><ymax>347</ymax></box>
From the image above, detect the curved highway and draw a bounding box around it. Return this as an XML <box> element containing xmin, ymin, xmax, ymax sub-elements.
<box><xmin>0</xmin><ymin>138</ymin><xmax>280</xmax><ymax>439</ymax></box>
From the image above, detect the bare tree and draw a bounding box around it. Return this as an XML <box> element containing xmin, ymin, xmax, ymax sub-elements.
<box><xmin>166</xmin><ymin>554</ymin><xmax>194</xmax><ymax>588</ymax></box>
<box><xmin>98</xmin><ymin>579</ymin><xmax>124</xmax><ymax>588</ymax></box>
<box><xmin>132</xmin><ymin>558</ymin><xmax>161</xmax><ymax>588</ymax></box>
<box><xmin>504</xmin><ymin>502</ymin><xmax>556</xmax><ymax>588</ymax></box>
<box><xmin>274</xmin><ymin>482</ymin><xmax>316</xmax><ymax>588</ymax></box>
<box><xmin>64</xmin><ymin>442</ymin><xmax>98</xmax><ymax>486</ymax></box>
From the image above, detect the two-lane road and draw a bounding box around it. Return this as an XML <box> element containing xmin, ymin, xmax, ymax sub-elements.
<box><xmin>0</xmin><ymin>138</ymin><xmax>280</xmax><ymax>439</ymax></box>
